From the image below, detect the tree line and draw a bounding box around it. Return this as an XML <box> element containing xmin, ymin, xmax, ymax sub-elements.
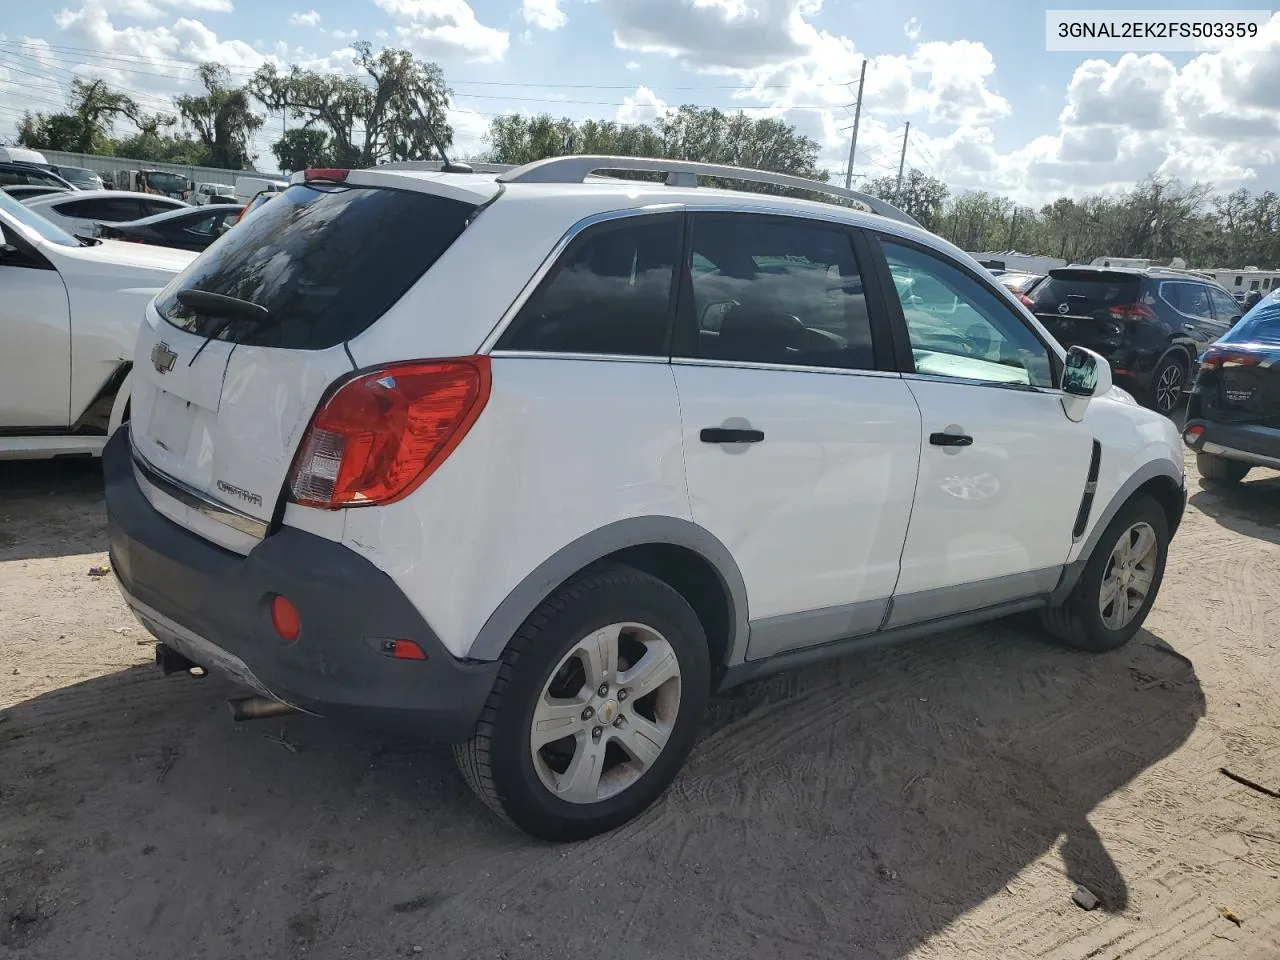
<box><xmin>14</xmin><ymin>46</ymin><xmax>1278</xmax><ymax>269</ymax></box>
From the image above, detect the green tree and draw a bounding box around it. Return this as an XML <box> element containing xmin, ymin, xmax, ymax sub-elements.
<box><xmin>253</xmin><ymin>43</ymin><xmax>453</xmax><ymax>167</ymax></box>
<box><xmin>862</xmin><ymin>168</ymin><xmax>949</xmax><ymax>231</ymax></box>
<box><xmin>176</xmin><ymin>63</ymin><xmax>263</xmax><ymax>170</ymax></box>
<box><xmin>272</xmin><ymin>127</ymin><xmax>336</xmax><ymax>173</ymax></box>
<box><xmin>17</xmin><ymin>78</ymin><xmax>142</xmax><ymax>153</ymax></box>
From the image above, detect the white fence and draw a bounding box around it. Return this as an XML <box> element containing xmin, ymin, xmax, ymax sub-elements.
<box><xmin>38</xmin><ymin>150</ymin><xmax>244</xmax><ymax>187</ymax></box>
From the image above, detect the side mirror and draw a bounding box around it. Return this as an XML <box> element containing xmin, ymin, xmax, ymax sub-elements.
<box><xmin>1061</xmin><ymin>345</ymin><xmax>1112</xmax><ymax>422</ymax></box>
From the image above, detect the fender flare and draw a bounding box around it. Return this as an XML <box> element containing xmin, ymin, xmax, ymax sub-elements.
<box><xmin>468</xmin><ymin>516</ymin><xmax>751</xmax><ymax>667</ymax></box>
<box><xmin>107</xmin><ymin>369</ymin><xmax>133</xmax><ymax>435</ymax></box>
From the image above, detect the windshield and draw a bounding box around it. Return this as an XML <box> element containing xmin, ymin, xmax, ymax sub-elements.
<box><xmin>59</xmin><ymin>167</ymin><xmax>100</xmax><ymax>187</ymax></box>
<box><xmin>0</xmin><ymin>189</ymin><xmax>81</xmax><ymax>247</ymax></box>
<box><xmin>146</xmin><ymin>172</ymin><xmax>188</xmax><ymax>193</ymax></box>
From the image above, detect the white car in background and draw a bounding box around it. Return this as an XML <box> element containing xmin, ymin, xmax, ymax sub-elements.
<box><xmin>20</xmin><ymin>190</ymin><xmax>188</xmax><ymax>238</ymax></box>
<box><xmin>0</xmin><ymin>191</ymin><xmax>196</xmax><ymax>458</ymax></box>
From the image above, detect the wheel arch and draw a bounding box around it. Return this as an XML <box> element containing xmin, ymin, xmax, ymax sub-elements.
<box><xmin>1050</xmin><ymin>459</ymin><xmax>1184</xmax><ymax>605</ymax></box>
<box><xmin>469</xmin><ymin>517</ymin><xmax>750</xmax><ymax>677</ymax></box>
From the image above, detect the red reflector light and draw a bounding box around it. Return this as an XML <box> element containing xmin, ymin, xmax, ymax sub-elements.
<box><xmin>1016</xmin><ymin>292</ymin><xmax>1036</xmax><ymax>309</ymax></box>
<box><xmin>304</xmin><ymin>168</ymin><xmax>350</xmax><ymax>183</ymax></box>
<box><xmin>385</xmin><ymin>639</ymin><xmax>427</xmax><ymax>661</ymax></box>
<box><xmin>289</xmin><ymin>357</ymin><xmax>492</xmax><ymax>509</ymax></box>
<box><xmin>270</xmin><ymin>595</ymin><xmax>301</xmax><ymax>641</ymax></box>
<box><xmin>1184</xmin><ymin>425</ymin><xmax>1205</xmax><ymax>442</ymax></box>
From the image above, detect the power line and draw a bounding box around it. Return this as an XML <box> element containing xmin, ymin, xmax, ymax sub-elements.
<box><xmin>0</xmin><ymin>39</ymin><xmax>847</xmax><ymax>93</ymax></box>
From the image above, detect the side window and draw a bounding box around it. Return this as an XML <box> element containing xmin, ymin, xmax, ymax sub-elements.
<box><xmin>881</xmin><ymin>238</ymin><xmax>1055</xmax><ymax>388</ymax></box>
<box><xmin>141</xmin><ymin>199</ymin><xmax>179</xmax><ymax>217</ymax></box>
<box><xmin>181</xmin><ymin>214</ymin><xmax>218</xmax><ymax>236</ymax></box>
<box><xmin>52</xmin><ymin>199</ymin><xmax>91</xmax><ymax>218</ymax></box>
<box><xmin>83</xmin><ymin>198</ymin><xmax>145</xmax><ymax>222</ymax></box>
<box><xmin>1162</xmin><ymin>282</ymin><xmax>1214</xmax><ymax>320</ymax></box>
<box><xmin>1209</xmin><ymin>287</ymin><xmax>1242</xmax><ymax>322</ymax></box>
<box><xmin>678</xmin><ymin>215</ymin><xmax>875</xmax><ymax>370</ymax></box>
<box><xmin>496</xmin><ymin>216</ymin><xmax>680</xmax><ymax>357</ymax></box>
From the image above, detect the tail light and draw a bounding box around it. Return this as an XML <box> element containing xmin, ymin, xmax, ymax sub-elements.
<box><xmin>1200</xmin><ymin>346</ymin><xmax>1263</xmax><ymax>371</ymax></box>
<box><xmin>288</xmin><ymin>357</ymin><xmax>491</xmax><ymax>509</ymax></box>
<box><xmin>1016</xmin><ymin>292</ymin><xmax>1036</xmax><ymax>309</ymax></box>
<box><xmin>1108</xmin><ymin>302</ymin><xmax>1158</xmax><ymax>321</ymax></box>
<box><xmin>304</xmin><ymin>168</ymin><xmax>349</xmax><ymax>183</ymax></box>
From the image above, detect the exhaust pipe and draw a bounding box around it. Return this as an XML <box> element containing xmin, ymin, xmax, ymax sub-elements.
<box><xmin>227</xmin><ymin>696</ymin><xmax>297</xmax><ymax>722</ymax></box>
<box><xmin>155</xmin><ymin>642</ymin><xmax>200</xmax><ymax>676</ymax></box>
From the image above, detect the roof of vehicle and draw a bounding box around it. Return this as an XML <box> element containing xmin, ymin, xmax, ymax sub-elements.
<box><xmin>22</xmin><ymin>189</ymin><xmax>190</xmax><ymax>209</ymax></box>
<box><xmin>294</xmin><ymin>155</ymin><xmax>935</xmax><ymax>244</ymax></box>
<box><xmin>1</xmin><ymin>185</ymin><xmax>72</xmax><ymax>198</ymax></box>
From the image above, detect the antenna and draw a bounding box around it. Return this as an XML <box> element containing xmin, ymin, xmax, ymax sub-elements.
<box><xmin>411</xmin><ymin>100</ymin><xmax>473</xmax><ymax>174</ymax></box>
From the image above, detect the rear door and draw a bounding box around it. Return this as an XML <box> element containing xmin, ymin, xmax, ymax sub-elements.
<box><xmin>1159</xmin><ymin>280</ymin><xmax>1228</xmax><ymax>353</ymax></box>
<box><xmin>128</xmin><ymin>179</ymin><xmax>483</xmax><ymax>552</ymax></box>
<box><xmin>1208</xmin><ymin>285</ymin><xmax>1244</xmax><ymax>329</ymax></box>
<box><xmin>671</xmin><ymin>213</ymin><xmax>922</xmax><ymax>660</ymax></box>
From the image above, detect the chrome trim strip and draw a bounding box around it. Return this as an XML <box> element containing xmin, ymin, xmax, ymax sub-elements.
<box><xmin>131</xmin><ymin>446</ymin><xmax>269</xmax><ymax>540</ymax></box>
<box><xmin>489</xmin><ymin>350</ymin><xmax>669</xmax><ymax>364</ymax></box>
<box><xmin>670</xmin><ymin>357</ymin><xmax>904</xmax><ymax>379</ymax></box>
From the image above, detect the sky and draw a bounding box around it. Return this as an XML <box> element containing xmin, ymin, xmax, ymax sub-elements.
<box><xmin>1</xmin><ymin>0</ymin><xmax>1278</xmax><ymax>206</ymax></box>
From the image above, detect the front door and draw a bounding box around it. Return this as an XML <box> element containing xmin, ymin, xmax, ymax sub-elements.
<box><xmin>0</xmin><ymin>218</ymin><xmax>71</xmax><ymax>428</ymax></box>
<box><xmin>672</xmin><ymin>213</ymin><xmax>922</xmax><ymax>660</ymax></box>
<box><xmin>875</xmin><ymin>236</ymin><xmax>1093</xmax><ymax>627</ymax></box>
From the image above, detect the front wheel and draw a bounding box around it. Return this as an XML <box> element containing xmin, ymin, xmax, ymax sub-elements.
<box><xmin>1148</xmin><ymin>355</ymin><xmax>1186</xmax><ymax>415</ymax></box>
<box><xmin>1040</xmin><ymin>494</ymin><xmax>1169</xmax><ymax>652</ymax></box>
<box><xmin>455</xmin><ymin>564</ymin><xmax>710</xmax><ymax>841</ymax></box>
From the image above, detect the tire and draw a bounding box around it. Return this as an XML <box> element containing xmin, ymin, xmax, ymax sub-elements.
<box><xmin>1039</xmin><ymin>494</ymin><xmax>1169</xmax><ymax>652</ymax></box>
<box><xmin>454</xmin><ymin>563</ymin><xmax>711</xmax><ymax>842</ymax></box>
<box><xmin>1196</xmin><ymin>452</ymin><xmax>1250</xmax><ymax>485</ymax></box>
<box><xmin>1147</xmin><ymin>354</ymin><xmax>1187</xmax><ymax>416</ymax></box>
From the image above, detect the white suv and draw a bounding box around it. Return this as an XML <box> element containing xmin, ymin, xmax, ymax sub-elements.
<box><xmin>105</xmin><ymin>157</ymin><xmax>1186</xmax><ymax>840</ymax></box>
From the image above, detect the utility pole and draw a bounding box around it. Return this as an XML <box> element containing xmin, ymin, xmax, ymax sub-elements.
<box><xmin>895</xmin><ymin>121</ymin><xmax>910</xmax><ymax>200</ymax></box>
<box><xmin>844</xmin><ymin>59</ymin><xmax>867</xmax><ymax>191</ymax></box>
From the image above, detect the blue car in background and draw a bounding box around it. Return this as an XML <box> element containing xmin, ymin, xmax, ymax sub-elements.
<box><xmin>1183</xmin><ymin>290</ymin><xmax>1280</xmax><ymax>484</ymax></box>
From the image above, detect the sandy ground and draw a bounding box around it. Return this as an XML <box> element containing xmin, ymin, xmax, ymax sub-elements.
<box><xmin>2</xmin><ymin>451</ymin><xmax>1279</xmax><ymax>960</ymax></box>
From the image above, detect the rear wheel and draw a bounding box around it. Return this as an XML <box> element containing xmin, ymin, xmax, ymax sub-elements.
<box><xmin>455</xmin><ymin>564</ymin><xmax>710</xmax><ymax>841</ymax></box>
<box><xmin>1148</xmin><ymin>355</ymin><xmax>1186</xmax><ymax>415</ymax></box>
<box><xmin>1040</xmin><ymin>495</ymin><xmax>1169</xmax><ymax>652</ymax></box>
<box><xmin>1196</xmin><ymin>452</ymin><xmax>1251</xmax><ymax>485</ymax></box>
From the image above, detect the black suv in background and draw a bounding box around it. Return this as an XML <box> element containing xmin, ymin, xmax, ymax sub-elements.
<box><xmin>1028</xmin><ymin>266</ymin><xmax>1242</xmax><ymax>414</ymax></box>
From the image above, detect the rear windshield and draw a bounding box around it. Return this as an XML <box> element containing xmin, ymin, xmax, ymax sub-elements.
<box><xmin>1221</xmin><ymin>294</ymin><xmax>1280</xmax><ymax>345</ymax></box>
<box><xmin>155</xmin><ymin>183</ymin><xmax>478</xmax><ymax>350</ymax></box>
<box><xmin>1032</xmin><ymin>271</ymin><xmax>1141</xmax><ymax>310</ymax></box>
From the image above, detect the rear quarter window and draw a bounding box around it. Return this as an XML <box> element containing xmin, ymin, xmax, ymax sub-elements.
<box><xmin>155</xmin><ymin>183</ymin><xmax>478</xmax><ymax>351</ymax></box>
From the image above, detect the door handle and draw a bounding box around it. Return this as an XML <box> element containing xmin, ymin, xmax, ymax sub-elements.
<box><xmin>929</xmin><ymin>432</ymin><xmax>973</xmax><ymax>447</ymax></box>
<box><xmin>1183</xmin><ymin>323</ymin><xmax>1197</xmax><ymax>334</ymax></box>
<box><xmin>700</xmin><ymin>427</ymin><xmax>765</xmax><ymax>444</ymax></box>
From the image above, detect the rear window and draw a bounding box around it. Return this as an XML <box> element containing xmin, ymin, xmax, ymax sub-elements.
<box><xmin>1031</xmin><ymin>271</ymin><xmax>1142</xmax><ymax>310</ymax></box>
<box><xmin>1222</xmin><ymin>294</ymin><xmax>1280</xmax><ymax>345</ymax></box>
<box><xmin>155</xmin><ymin>183</ymin><xmax>477</xmax><ymax>351</ymax></box>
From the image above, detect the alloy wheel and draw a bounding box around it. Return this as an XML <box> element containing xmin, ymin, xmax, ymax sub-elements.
<box><xmin>1099</xmin><ymin>521</ymin><xmax>1159</xmax><ymax>630</ymax></box>
<box><xmin>529</xmin><ymin>622</ymin><xmax>682</xmax><ymax>804</ymax></box>
<box><xmin>1154</xmin><ymin>363</ymin><xmax>1182</xmax><ymax>413</ymax></box>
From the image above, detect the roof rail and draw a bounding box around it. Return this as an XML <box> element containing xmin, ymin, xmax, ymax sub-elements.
<box><xmin>495</xmin><ymin>155</ymin><xmax>922</xmax><ymax>228</ymax></box>
<box><xmin>376</xmin><ymin>160</ymin><xmax>517</xmax><ymax>174</ymax></box>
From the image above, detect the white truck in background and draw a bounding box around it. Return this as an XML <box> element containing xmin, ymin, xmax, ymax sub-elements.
<box><xmin>234</xmin><ymin>176</ymin><xmax>288</xmax><ymax>202</ymax></box>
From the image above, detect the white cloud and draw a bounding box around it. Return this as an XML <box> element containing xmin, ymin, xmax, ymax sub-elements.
<box><xmin>903</xmin><ymin>16</ymin><xmax>920</xmax><ymax>41</ymax></box>
<box><xmin>375</xmin><ymin>0</ymin><xmax>510</xmax><ymax>62</ymax></box>
<box><xmin>331</xmin><ymin>28</ymin><xmax>358</xmax><ymax>40</ymax></box>
<box><xmin>603</xmin><ymin>0</ymin><xmax>809</xmax><ymax>69</ymax></box>
<box><xmin>288</xmin><ymin>10</ymin><xmax>321</xmax><ymax>27</ymax></box>
<box><xmin>88</xmin><ymin>0</ymin><xmax>234</xmax><ymax>17</ymax></box>
<box><xmin>448</xmin><ymin>104</ymin><xmax>491</xmax><ymax>158</ymax></box>
<box><xmin>522</xmin><ymin>0</ymin><xmax>567</xmax><ymax>30</ymax></box>
<box><xmin>616</xmin><ymin>85</ymin><xmax>669</xmax><ymax>124</ymax></box>
<box><xmin>625</xmin><ymin>60</ymin><xmax>640</xmax><ymax>70</ymax></box>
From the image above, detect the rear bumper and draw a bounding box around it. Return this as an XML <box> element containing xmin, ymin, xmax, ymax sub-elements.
<box><xmin>103</xmin><ymin>428</ymin><xmax>499</xmax><ymax>743</ymax></box>
<box><xmin>1182</xmin><ymin>418</ymin><xmax>1280</xmax><ymax>470</ymax></box>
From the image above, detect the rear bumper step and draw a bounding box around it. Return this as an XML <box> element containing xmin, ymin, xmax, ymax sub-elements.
<box><xmin>1183</xmin><ymin>418</ymin><xmax>1280</xmax><ymax>469</ymax></box>
<box><xmin>104</xmin><ymin>427</ymin><xmax>500</xmax><ymax>743</ymax></box>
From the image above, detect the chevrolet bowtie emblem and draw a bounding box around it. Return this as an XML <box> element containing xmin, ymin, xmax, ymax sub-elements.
<box><xmin>151</xmin><ymin>341</ymin><xmax>178</xmax><ymax>374</ymax></box>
